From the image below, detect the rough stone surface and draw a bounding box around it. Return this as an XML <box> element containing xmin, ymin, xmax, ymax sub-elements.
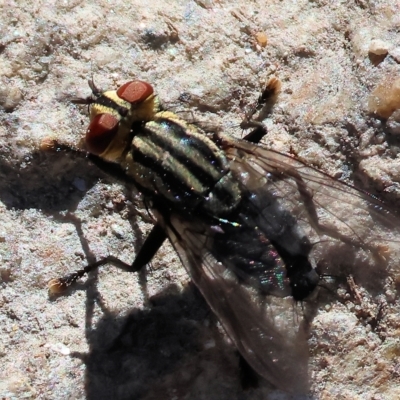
<box><xmin>1</xmin><ymin>1</ymin><xmax>400</xmax><ymax>399</ymax></box>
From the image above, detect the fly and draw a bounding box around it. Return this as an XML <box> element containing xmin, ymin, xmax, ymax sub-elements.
<box><xmin>46</xmin><ymin>78</ymin><xmax>400</xmax><ymax>393</ymax></box>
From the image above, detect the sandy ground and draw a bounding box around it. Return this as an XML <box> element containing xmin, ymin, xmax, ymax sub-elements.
<box><xmin>2</xmin><ymin>0</ymin><xmax>400</xmax><ymax>399</ymax></box>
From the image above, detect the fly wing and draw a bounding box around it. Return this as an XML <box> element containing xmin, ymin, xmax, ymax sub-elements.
<box><xmin>164</xmin><ymin>214</ymin><xmax>310</xmax><ymax>394</ymax></box>
<box><xmin>158</xmin><ymin>134</ymin><xmax>400</xmax><ymax>393</ymax></box>
<box><xmin>220</xmin><ymin>134</ymin><xmax>400</xmax><ymax>283</ymax></box>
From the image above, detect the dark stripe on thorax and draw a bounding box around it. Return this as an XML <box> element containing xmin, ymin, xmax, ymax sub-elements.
<box><xmin>132</xmin><ymin>145</ymin><xmax>201</xmax><ymax>201</ymax></box>
<box><xmin>143</xmin><ymin>118</ymin><xmax>225</xmax><ymax>189</ymax></box>
<box><xmin>155</xmin><ymin>117</ymin><xmax>224</xmax><ymax>168</ymax></box>
<box><xmin>96</xmin><ymin>95</ymin><xmax>128</xmax><ymax>115</ymax></box>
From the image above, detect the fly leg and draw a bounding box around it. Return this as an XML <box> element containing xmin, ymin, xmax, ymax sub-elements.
<box><xmin>242</xmin><ymin>124</ymin><xmax>268</xmax><ymax>144</ymax></box>
<box><xmin>49</xmin><ymin>223</ymin><xmax>167</xmax><ymax>293</ymax></box>
<box><xmin>241</xmin><ymin>76</ymin><xmax>281</xmax><ymax>144</ymax></box>
<box><xmin>285</xmin><ymin>167</ymin><xmax>370</xmax><ymax>249</ymax></box>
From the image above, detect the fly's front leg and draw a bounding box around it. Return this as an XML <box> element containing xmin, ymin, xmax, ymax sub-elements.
<box><xmin>49</xmin><ymin>223</ymin><xmax>167</xmax><ymax>293</ymax></box>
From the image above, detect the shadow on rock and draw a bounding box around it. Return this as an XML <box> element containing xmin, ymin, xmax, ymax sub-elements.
<box><xmin>0</xmin><ymin>148</ymin><xmax>105</xmax><ymax>211</ymax></box>
<box><xmin>76</xmin><ymin>285</ymin><xmax>244</xmax><ymax>400</ymax></box>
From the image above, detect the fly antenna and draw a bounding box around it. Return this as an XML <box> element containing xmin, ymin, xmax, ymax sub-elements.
<box><xmin>88</xmin><ymin>74</ymin><xmax>102</xmax><ymax>97</ymax></box>
<box><xmin>70</xmin><ymin>75</ymin><xmax>102</xmax><ymax>114</ymax></box>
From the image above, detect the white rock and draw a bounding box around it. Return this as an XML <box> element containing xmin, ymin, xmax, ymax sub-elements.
<box><xmin>369</xmin><ymin>39</ymin><xmax>390</xmax><ymax>55</ymax></box>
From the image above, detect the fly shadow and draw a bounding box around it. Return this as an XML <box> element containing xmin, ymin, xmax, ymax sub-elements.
<box><xmin>0</xmin><ymin>147</ymin><xmax>109</xmax><ymax>211</ymax></box>
<box><xmin>69</xmin><ymin>284</ymin><xmax>252</xmax><ymax>400</ymax></box>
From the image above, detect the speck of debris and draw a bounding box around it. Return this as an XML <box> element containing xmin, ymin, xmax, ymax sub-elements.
<box><xmin>368</xmin><ymin>75</ymin><xmax>400</xmax><ymax>119</ymax></box>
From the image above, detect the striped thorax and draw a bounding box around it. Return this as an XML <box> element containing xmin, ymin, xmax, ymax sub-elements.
<box><xmin>81</xmin><ymin>80</ymin><xmax>241</xmax><ymax>216</ymax></box>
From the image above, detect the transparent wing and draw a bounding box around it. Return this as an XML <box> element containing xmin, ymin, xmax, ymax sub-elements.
<box><xmin>162</xmin><ymin>134</ymin><xmax>400</xmax><ymax>393</ymax></box>
<box><xmin>219</xmin><ymin>134</ymin><xmax>400</xmax><ymax>285</ymax></box>
<box><xmin>164</xmin><ymin>214</ymin><xmax>310</xmax><ymax>394</ymax></box>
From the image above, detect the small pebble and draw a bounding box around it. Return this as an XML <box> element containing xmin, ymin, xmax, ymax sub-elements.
<box><xmin>369</xmin><ymin>39</ymin><xmax>390</xmax><ymax>55</ymax></box>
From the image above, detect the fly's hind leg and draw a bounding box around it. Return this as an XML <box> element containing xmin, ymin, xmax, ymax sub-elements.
<box><xmin>285</xmin><ymin>166</ymin><xmax>372</xmax><ymax>250</ymax></box>
<box><xmin>49</xmin><ymin>223</ymin><xmax>167</xmax><ymax>293</ymax></box>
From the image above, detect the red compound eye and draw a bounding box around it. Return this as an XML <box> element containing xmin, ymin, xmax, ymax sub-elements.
<box><xmin>85</xmin><ymin>113</ymin><xmax>119</xmax><ymax>155</ymax></box>
<box><xmin>116</xmin><ymin>80</ymin><xmax>154</xmax><ymax>104</ymax></box>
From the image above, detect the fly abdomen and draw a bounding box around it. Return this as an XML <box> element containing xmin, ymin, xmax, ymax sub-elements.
<box><xmin>213</xmin><ymin>188</ymin><xmax>318</xmax><ymax>300</ymax></box>
<box><xmin>249</xmin><ymin>189</ymin><xmax>318</xmax><ymax>300</ymax></box>
<box><xmin>123</xmin><ymin>111</ymin><xmax>241</xmax><ymax>215</ymax></box>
